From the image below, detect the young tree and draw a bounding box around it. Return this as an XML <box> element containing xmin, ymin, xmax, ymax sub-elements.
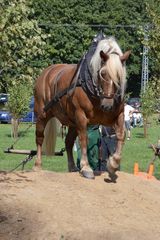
<box><xmin>140</xmin><ymin>84</ymin><xmax>155</xmax><ymax>138</ymax></box>
<box><xmin>7</xmin><ymin>83</ymin><xmax>32</xmax><ymax>138</ymax></box>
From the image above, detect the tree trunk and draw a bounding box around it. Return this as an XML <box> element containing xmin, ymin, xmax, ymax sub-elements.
<box><xmin>143</xmin><ymin>117</ymin><xmax>147</xmax><ymax>138</ymax></box>
<box><xmin>11</xmin><ymin>118</ymin><xmax>19</xmax><ymax>139</ymax></box>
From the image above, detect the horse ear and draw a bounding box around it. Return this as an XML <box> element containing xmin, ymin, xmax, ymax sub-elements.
<box><xmin>100</xmin><ymin>50</ymin><xmax>109</xmax><ymax>62</ymax></box>
<box><xmin>120</xmin><ymin>50</ymin><xmax>131</xmax><ymax>63</ymax></box>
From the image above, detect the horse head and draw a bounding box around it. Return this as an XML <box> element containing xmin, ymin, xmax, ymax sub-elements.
<box><xmin>90</xmin><ymin>37</ymin><xmax>131</xmax><ymax>112</ymax></box>
<box><xmin>98</xmin><ymin>49</ymin><xmax>131</xmax><ymax>111</ymax></box>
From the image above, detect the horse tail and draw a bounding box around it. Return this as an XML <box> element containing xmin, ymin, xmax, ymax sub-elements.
<box><xmin>42</xmin><ymin>117</ymin><xmax>57</xmax><ymax>156</ymax></box>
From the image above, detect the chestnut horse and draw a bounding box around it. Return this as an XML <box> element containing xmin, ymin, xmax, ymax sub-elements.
<box><xmin>34</xmin><ymin>36</ymin><xmax>130</xmax><ymax>179</ymax></box>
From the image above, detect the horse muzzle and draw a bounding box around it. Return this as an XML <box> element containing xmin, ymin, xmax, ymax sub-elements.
<box><xmin>100</xmin><ymin>98</ymin><xmax>113</xmax><ymax>111</ymax></box>
<box><xmin>101</xmin><ymin>103</ymin><xmax>113</xmax><ymax>111</ymax></box>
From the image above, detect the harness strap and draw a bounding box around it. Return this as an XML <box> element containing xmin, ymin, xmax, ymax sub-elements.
<box><xmin>43</xmin><ymin>57</ymin><xmax>85</xmax><ymax>113</ymax></box>
<box><xmin>100</xmin><ymin>94</ymin><xmax>115</xmax><ymax>99</ymax></box>
<box><xmin>53</xmin><ymin>67</ymin><xmax>69</xmax><ymax>96</ymax></box>
<box><xmin>43</xmin><ymin>82</ymin><xmax>81</xmax><ymax>112</ymax></box>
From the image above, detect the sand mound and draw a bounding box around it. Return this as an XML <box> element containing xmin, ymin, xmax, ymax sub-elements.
<box><xmin>0</xmin><ymin>170</ymin><xmax>160</xmax><ymax>240</ymax></box>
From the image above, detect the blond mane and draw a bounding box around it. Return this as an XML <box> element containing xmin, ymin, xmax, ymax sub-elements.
<box><xmin>90</xmin><ymin>37</ymin><xmax>127</xmax><ymax>98</ymax></box>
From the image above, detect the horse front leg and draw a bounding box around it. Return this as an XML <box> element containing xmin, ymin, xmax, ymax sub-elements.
<box><xmin>65</xmin><ymin>127</ymin><xmax>79</xmax><ymax>172</ymax></box>
<box><xmin>76</xmin><ymin>118</ymin><xmax>95</xmax><ymax>180</ymax></box>
<box><xmin>107</xmin><ymin>112</ymin><xmax>125</xmax><ymax>179</ymax></box>
<box><xmin>78</xmin><ymin>127</ymin><xmax>94</xmax><ymax>179</ymax></box>
<box><xmin>73</xmin><ymin>108</ymin><xmax>95</xmax><ymax>179</ymax></box>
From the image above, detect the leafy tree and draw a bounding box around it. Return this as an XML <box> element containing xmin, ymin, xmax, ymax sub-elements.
<box><xmin>139</xmin><ymin>0</ymin><xmax>160</xmax><ymax>137</ymax></box>
<box><xmin>8</xmin><ymin>84</ymin><xmax>31</xmax><ymax>120</ymax></box>
<box><xmin>32</xmin><ymin>0</ymin><xmax>150</xmax><ymax>96</ymax></box>
<box><xmin>145</xmin><ymin>1</ymin><xmax>160</xmax><ymax>99</ymax></box>
<box><xmin>0</xmin><ymin>0</ymin><xmax>49</xmax><ymax>92</ymax></box>
<box><xmin>1</xmin><ymin>0</ymin><xmax>156</xmax><ymax>98</ymax></box>
<box><xmin>0</xmin><ymin>0</ymin><xmax>49</xmax><ymax>137</ymax></box>
<box><xmin>140</xmin><ymin>84</ymin><xmax>155</xmax><ymax>138</ymax></box>
<box><xmin>7</xmin><ymin>83</ymin><xmax>32</xmax><ymax>138</ymax></box>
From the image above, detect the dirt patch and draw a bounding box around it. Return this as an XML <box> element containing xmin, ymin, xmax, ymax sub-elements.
<box><xmin>0</xmin><ymin>170</ymin><xmax>160</xmax><ymax>240</ymax></box>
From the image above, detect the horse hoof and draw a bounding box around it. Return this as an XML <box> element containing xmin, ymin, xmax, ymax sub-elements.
<box><xmin>107</xmin><ymin>161</ymin><xmax>118</xmax><ymax>182</ymax></box>
<box><xmin>69</xmin><ymin>166</ymin><xmax>80</xmax><ymax>172</ymax></box>
<box><xmin>108</xmin><ymin>172</ymin><xmax>118</xmax><ymax>182</ymax></box>
<box><xmin>107</xmin><ymin>160</ymin><xmax>115</xmax><ymax>174</ymax></box>
<box><xmin>80</xmin><ymin>170</ymin><xmax>95</xmax><ymax>179</ymax></box>
<box><xmin>32</xmin><ymin>165</ymin><xmax>42</xmax><ymax>172</ymax></box>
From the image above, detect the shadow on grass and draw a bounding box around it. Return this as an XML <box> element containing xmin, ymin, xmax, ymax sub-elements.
<box><xmin>6</xmin><ymin>130</ymin><xmax>31</xmax><ymax>138</ymax></box>
<box><xmin>134</xmin><ymin>133</ymin><xmax>144</xmax><ymax>138</ymax></box>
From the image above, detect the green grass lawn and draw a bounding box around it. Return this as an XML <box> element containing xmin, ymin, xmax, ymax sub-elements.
<box><xmin>0</xmin><ymin>123</ymin><xmax>68</xmax><ymax>172</ymax></box>
<box><xmin>0</xmin><ymin>116</ymin><xmax>160</xmax><ymax>178</ymax></box>
<box><xmin>121</xmin><ymin>124</ymin><xmax>160</xmax><ymax>179</ymax></box>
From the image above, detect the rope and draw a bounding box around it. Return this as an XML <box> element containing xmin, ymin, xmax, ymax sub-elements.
<box><xmin>8</xmin><ymin>151</ymin><xmax>37</xmax><ymax>173</ymax></box>
<box><xmin>6</xmin><ymin>148</ymin><xmax>65</xmax><ymax>173</ymax></box>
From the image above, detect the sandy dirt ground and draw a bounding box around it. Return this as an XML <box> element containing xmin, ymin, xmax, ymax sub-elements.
<box><xmin>0</xmin><ymin>170</ymin><xmax>160</xmax><ymax>240</ymax></box>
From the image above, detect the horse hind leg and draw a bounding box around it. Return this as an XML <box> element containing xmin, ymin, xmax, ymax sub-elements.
<box><xmin>34</xmin><ymin>118</ymin><xmax>47</xmax><ymax>171</ymax></box>
<box><xmin>34</xmin><ymin>117</ymin><xmax>57</xmax><ymax>170</ymax></box>
<box><xmin>65</xmin><ymin>127</ymin><xmax>79</xmax><ymax>172</ymax></box>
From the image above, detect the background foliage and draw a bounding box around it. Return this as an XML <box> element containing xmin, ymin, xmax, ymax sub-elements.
<box><xmin>0</xmin><ymin>0</ymin><xmax>159</xmax><ymax>98</ymax></box>
<box><xmin>145</xmin><ymin>1</ymin><xmax>160</xmax><ymax>98</ymax></box>
<box><xmin>32</xmin><ymin>0</ymin><xmax>150</xmax><ymax>96</ymax></box>
<box><xmin>0</xmin><ymin>0</ymin><xmax>49</xmax><ymax>92</ymax></box>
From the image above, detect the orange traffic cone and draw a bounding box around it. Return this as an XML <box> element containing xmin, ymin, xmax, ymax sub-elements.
<box><xmin>134</xmin><ymin>163</ymin><xmax>139</xmax><ymax>176</ymax></box>
<box><xmin>147</xmin><ymin>164</ymin><xmax>154</xmax><ymax>179</ymax></box>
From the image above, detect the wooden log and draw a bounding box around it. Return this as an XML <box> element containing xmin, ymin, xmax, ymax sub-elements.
<box><xmin>4</xmin><ymin>149</ymin><xmax>37</xmax><ymax>155</ymax></box>
<box><xmin>4</xmin><ymin>148</ymin><xmax>64</xmax><ymax>156</ymax></box>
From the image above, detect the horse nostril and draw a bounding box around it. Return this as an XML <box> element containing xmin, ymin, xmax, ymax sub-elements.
<box><xmin>101</xmin><ymin>104</ymin><xmax>105</xmax><ymax>110</ymax></box>
<box><xmin>107</xmin><ymin>106</ymin><xmax>112</xmax><ymax>111</ymax></box>
<box><xmin>101</xmin><ymin>104</ymin><xmax>112</xmax><ymax>111</ymax></box>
